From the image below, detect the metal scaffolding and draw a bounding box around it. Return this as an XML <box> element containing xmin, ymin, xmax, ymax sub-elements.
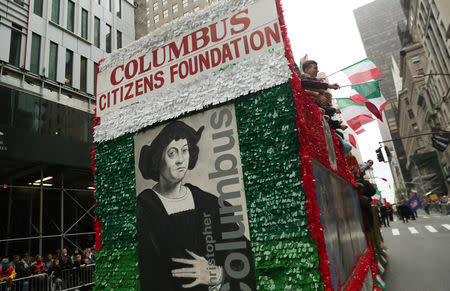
<box><xmin>1</xmin><ymin>170</ymin><xmax>95</xmax><ymax>256</ymax></box>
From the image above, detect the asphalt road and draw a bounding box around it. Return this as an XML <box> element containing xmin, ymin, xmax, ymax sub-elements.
<box><xmin>383</xmin><ymin>210</ymin><xmax>450</xmax><ymax>291</ymax></box>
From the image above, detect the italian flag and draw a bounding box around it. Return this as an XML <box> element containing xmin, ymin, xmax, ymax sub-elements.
<box><xmin>372</xmin><ymin>191</ymin><xmax>381</xmax><ymax>204</ymax></box>
<box><xmin>344</xmin><ymin>132</ymin><xmax>357</xmax><ymax>148</ymax></box>
<box><xmin>341</xmin><ymin>58</ymin><xmax>382</xmax><ymax>84</ymax></box>
<box><xmin>336</xmin><ymin>98</ymin><xmax>376</xmax><ymax>131</ymax></box>
<box><xmin>350</xmin><ymin>80</ymin><xmax>387</xmax><ymax>120</ymax></box>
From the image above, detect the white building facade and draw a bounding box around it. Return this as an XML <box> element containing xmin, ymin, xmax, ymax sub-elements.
<box><xmin>1</xmin><ymin>0</ymin><xmax>135</xmax><ymax>105</ymax></box>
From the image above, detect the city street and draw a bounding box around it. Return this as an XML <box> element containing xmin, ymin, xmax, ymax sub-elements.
<box><xmin>383</xmin><ymin>211</ymin><xmax>450</xmax><ymax>291</ymax></box>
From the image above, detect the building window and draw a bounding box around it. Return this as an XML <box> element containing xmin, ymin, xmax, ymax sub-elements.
<box><xmin>49</xmin><ymin>42</ymin><xmax>58</xmax><ymax>81</ymax></box>
<box><xmin>405</xmin><ymin>98</ymin><xmax>410</xmax><ymax>105</ymax></box>
<box><xmin>94</xmin><ymin>17</ymin><xmax>100</xmax><ymax>48</ymax></box>
<box><xmin>147</xmin><ymin>19</ymin><xmax>150</xmax><ymax>27</ymax></box>
<box><xmin>194</xmin><ymin>6</ymin><xmax>200</xmax><ymax>12</ymax></box>
<box><xmin>193</xmin><ymin>0</ymin><xmax>199</xmax><ymax>2</ymax></box>
<box><xmin>30</xmin><ymin>33</ymin><xmax>41</xmax><ymax>74</ymax></box>
<box><xmin>106</xmin><ymin>0</ymin><xmax>112</xmax><ymax>12</ymax></box>
<box><xmin>147</xmin><ymin>7</ymin><xmax>150</xmax><ymax>13</ymax></box>
<box><xmin>51</xmin><ymin>0</ymin><xmax>60</xmax><ymax>23</ymax></box>
<box><xmin>182</xmin><ymin>0</ymin><xmax>188</xmax><ymax>8</ymax></box>
<box><xmin>106</xmin><ymin>24</ymin><xmax>112</xmax><ymax>53</ymax></box>
<box><xmin>34</xmin><ymin>0</ymin><xmax>44</xmax><ymax>17</ymax></box>
<box><xmin>162</xmin><ymin>0</ymin><xmax>167</xmax><ymax>6</ymax></box>
<box><xmin>153</xmin><ymin>1</ymin><xmax>158</xmax><ymax>11</ymax></box>
<box><xmin>67</xmin><ymin>1</ymin><xmax>75</xmax><ymax>32</ymax></box>
<box><xmin>154</xmin><ymin>14</ymin><xmax>159</xmax><ymax>23</ymax></box>
<box><xmin>172</xmin><ymin>4</ymin><xmax>178</xmax><ymax>13</ymax></box>
<box><xmin>94</xmin><ymin>62</ymin><xmax>98</xmax><ymax>92</ymax></box>
<box><xmin>65</xmin><ymin>49</ymin><xmax>73</xmax><ymax>86</ymax></box>
<box><xmin>9</xmin><ymin>24</ymin><xmax>22</xmax><ymax>67</ymax></box>
<box><xmin>116</xmin><ymin>0</ymin><xmax>122</xmax><ymax>18</ymax></box>
<box><xmin>408</xmin><ymin>109</ymin><xmax>415</xmax><ymax>119</ymax></box>
<box><xmin>81</xmin><ymin>9</ymin><xmax>88</xmax><ymax>39</ymax></box>
<box><xmin>163</xmin><ymin>9</ymin><xmax>168</xmax><ymax>18</ymax></box>
<box><xmin>117</xmin><ymin>30</ymin><xmax>122</xmax><ymax>49</ymax></box>
<box><xmin>412</xmin><ymin>123</ymin><xmax>419</xmax><ymax>132</ymax></box>
<box><xmin>80</xmin><ymin>56</ymin><xmax>87</xmax><ymax>92</ymax></box>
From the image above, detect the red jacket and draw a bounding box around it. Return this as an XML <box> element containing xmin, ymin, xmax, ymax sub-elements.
<box><xmin>0</xmin><ymin>266</ymin><xmax>16</xmax><ymax>282</ymax></box>
<box><xmin>32</xmin><ymin>262</ymin><xmax>46</xmax><ymax>274</ymax></box>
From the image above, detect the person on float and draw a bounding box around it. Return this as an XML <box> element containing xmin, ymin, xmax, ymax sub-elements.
<box><xmin>137</xmin><ymin>121</ymin><xmax>255</xmax><ymax>291</ymax></box>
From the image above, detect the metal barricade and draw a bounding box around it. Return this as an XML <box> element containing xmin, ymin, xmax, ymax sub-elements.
<box><xmin>0</xmin><ymin>274</ymin><xmax>48</xmax><ymax>291</ymax></box>
<box><xmin>0</xmin><ymin>264</ymin><xmax>95</xmax><ymax>291</ymax></box>
<box><xmin>58</xmin><ymin>264</ymin><xmax>95</xmax><ymax>291</ymax></box>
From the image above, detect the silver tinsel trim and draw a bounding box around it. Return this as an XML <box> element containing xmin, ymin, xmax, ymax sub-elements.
<box><xmin>94</xmin><ymin>46</ymin><xmax>291</xmax><ymax>142</ymax></box>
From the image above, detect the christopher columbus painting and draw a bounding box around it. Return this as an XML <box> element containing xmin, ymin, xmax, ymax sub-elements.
<box><xmin>135</xmin><ymin>109</ymin><xmax>255</xmax><ymax>291</ymax></box>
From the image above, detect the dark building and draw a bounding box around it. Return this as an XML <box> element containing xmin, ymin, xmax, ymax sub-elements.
<box><xmin>354</xmin><ymin>0</ymin><xmax>411</xmax><ymax>186</ymax></box>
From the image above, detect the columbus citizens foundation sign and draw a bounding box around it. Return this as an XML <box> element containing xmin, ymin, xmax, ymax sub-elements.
<box><xmin>96</xmin><ymin>0</ymin><xmax>284</xmax><ymax>117</ymax></box>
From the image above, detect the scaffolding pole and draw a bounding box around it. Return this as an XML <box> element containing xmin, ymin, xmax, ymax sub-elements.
<box><xmin>0</xmin><ymin>232</ymin><xmax>96</xmax><ymax>243</ymax></box>
<box><xmin>5</xmin><ymin>180</ymin><xmax>12</xmax><ymax>256</ymax></box>
<box><xmin>61</xmin><ymin>173</ymin><xmax>64</xmax><ymax>250</ymax></box>
<box><xmin>39</xmin><ymin>168</ymin><xmax>44</xmax><ymax>255</ymax></box>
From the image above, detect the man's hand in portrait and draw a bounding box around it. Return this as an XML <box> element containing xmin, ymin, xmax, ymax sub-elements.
<box><xmin>171</xmin><ymin>249</ymin><xmax>223</xmax><ymax>288</ymax></box>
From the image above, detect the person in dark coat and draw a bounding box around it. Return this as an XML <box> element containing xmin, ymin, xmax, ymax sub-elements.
<box><xmin>15</xmin><ymin>254</ymin><xmax>31</xmax><ymax>291</ymax></box>
<box><xmin>387</xmin><ymin>203</ymin><xmax>394</xmax><ymax>221</ymax></box>
<box><xmin>15</xmin><ymin>254</ymin><xmax>31</xmax><ymax>278</ymax></box>
<box><xmin>137</xmin><ymin>121</ymin><xmax>255</xmax><ymax>291</ymax></box>
<box><xmin>47</xmin><ymin>259</ymin><xmax>63</xmax><ymax>290</ymax></box>
<box><xmin>355</xmin><ymin>174</ymin><xmax>376</xmax><ymax>232</ymax></box>
<box><xmin>59</xmin><ymin>255</ymin><xmax>73</xmax><ymax>289</ymax></box>
<box><xmin>398</xmin><ymin>201</ymin><xmax>410</xmax><ymax>223</ymax></box>
<box><xmin>379</xmin><ymin>205</ymin><xmax>390</xmax><ymax>227</ymax></box>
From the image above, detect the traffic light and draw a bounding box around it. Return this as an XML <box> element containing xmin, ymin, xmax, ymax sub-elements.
<box><xmin>431</xmin><ymin>129</ymin><xmax>450</xmax><ymax>152</ymax></box>
<box><xmin>376</xmin><ymin>147</ymin><xmax>385</xmax><ymax>162</ymax></box>
<box><xmin>384</xmin><ymin>146</ymin><xmax>392</xmax><ymax>161</ymax></box>
<box><xmin>416</xmin><ymin>68</ymin><xmax>424</xmax><ymax>76</ymax></box>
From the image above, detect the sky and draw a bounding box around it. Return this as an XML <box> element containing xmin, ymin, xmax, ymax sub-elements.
<box><xmin>281</xmin><ymin>0</ymin><xmax>396</xmax><ymax>202</ymax></box>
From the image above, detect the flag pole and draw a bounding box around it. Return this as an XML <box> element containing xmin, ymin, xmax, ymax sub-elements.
<box><xmin>325</xmin><ymin>70</ymin><xmax>342</xmax><ymax>78</ymax></box>
<box><xmin>326</xmin><ymin>58</ymin><xmax>372</xmax><ymax>78</ymax></box>
<box><xmin>337</xmin><ymin>78</ymin><xmax>384</xmax><ymax>88</ymax></box>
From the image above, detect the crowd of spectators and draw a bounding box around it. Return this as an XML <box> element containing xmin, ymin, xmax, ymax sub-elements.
<box><xmin>0</xmin><ymin>247</ymin><xmax>95</xmax><ymax>290</ymax></box>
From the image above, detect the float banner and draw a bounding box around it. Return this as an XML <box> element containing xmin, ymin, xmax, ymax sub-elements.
<box><xmin>134</xmin><ymin>104</ymin><xmax>256</xmax><ymax>290</ymax></box>
<box><xmin>313</xmin><ymin>160</ymin><xmax>367</xmax><ymax>290</ymax></box>
<box><xmin>96</xmin><ymin>0</ymin><xmax>283</xmax><ymax>117</ymax></box>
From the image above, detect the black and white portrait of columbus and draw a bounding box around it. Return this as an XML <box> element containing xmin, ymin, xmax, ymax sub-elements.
<box><xmin>136</xmin><ymin>117</ymin><xmax>256</xmax><ymax>291</ymax></box>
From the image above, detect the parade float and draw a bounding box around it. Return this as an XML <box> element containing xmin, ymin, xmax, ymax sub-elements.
<box><xmin>93</xmin><ymin>0</ymin><xmax>385</xmax><ymax>290</ymax></box>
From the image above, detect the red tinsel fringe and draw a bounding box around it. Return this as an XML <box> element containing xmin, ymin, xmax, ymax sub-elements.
<box><xmin>346</xmin><ymin>247</ymin><xmax>375</xmax><ymax>290</ymax></box>
<box><xmin>92</xmin><ymin>58</ymin><xmax>105</xmax><ymax>252</ymax></box>
<box><xmin>274</xmin><ymin>1</ymin><xmax>333</xmax><ymax>290</ymax></box>
<box><xmin>275</xmin><ymin>0</ymin><xmax>364</xmax><ymax>290</ymax></box>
